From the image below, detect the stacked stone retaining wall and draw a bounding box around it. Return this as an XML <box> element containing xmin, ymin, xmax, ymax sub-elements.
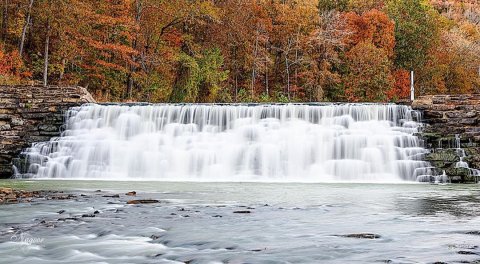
<box><xmin>412</xmin><ymin>94</ymin><xmax>480</xmax><ymax>183</ymax></box>
<box><xmin>0</xmin><ymin>85</ymin><xmax>95</xmax><ymax>178</ymax></box>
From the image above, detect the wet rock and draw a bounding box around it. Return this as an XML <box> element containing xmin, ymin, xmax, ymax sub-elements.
<box><xmin>339</xmin><ymin>233</ymin><xmax>381</xmax><ymax>239</ymax></box>
<box><xmin>82</xmin><ymin>214</ymin><xmax>96</xmax><ymax>218</ymax></box>
<box><xmin>466</xmin><ymin>231</ymin><xmax>480</xmax><ymax>236</ymax></box>
<box><xmin>1</xmin><ymin>189</ymin><xmax>66</xmax><ymax>203</ymax></box>
<box><xmin>233</xmin><ymin>210</ymin><xmax>251</xmax><ymax>214</ymax></box>
<box><xmin>0</xmin><ymin>187</ymin><xmax>13</xmax><ymax>194</ymax></box>
<box><xmin>5</xmin><ymin>198</ymin><xmax>18</xmax><ymax>203</ymax></box>
<box><xmin>413</xmin><ymin>94</ymin><xmax>480</xmax><ymax>181</ymax></box>
<box><xmin>97</xmin><ymin>231</ymin><xmax>110</xmax><ymax>237</ymax></box>
<box><xmin>449</xmin><ymin>244</ymin><xmax>478</xmax><ymax>250</ymax></box>
<box><xmin>93</xmin><ymin>210</ymin><xmax>100</xmax><ymax>214</ymax></box>
<box><xmin>57</xmin><ymin>217</ymin><xmax>79</xmax><ymax>221</ymax></box>
<box><xmin>127</xmin><ymin>199</ymin><xmax>159</xmax><ymax>204</ymax></box>
<box><xmin>50</xmin><ymin>194</ymin><xmax>76</xmax><ymax>200</ymax></box>
<box><xmin>125</xmin><ymin>191</ymin><xmax>136</xmax><ymax>196</ymax></box>
<box><xmin>457</xmin><ymin>251</ymin><xmax>479</xmax><ymax>255</ymax></box>
<box><xmin>5</xmin><ymin>193</ymin><xmax>16</xmax><ymax>199</ymax></box>
<box><xmin>425</xmin><ymin>150</ymin><xmax>459</xmax><ymax>163</ymax></box>
<box><xmin>102</xmin><ymin>194</ymin><xmax>120</xmax><ymax>198</ymax></box>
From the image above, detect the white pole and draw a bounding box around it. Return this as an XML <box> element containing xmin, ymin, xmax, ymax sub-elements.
<box><xmin>410</xmin><ymin>70</ymin><xmax>415</xmax><ymax>101</ymax></box>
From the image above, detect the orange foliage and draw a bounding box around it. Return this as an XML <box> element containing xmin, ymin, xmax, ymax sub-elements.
<box><xmin>344</xmin><ymin>41</ymin><xmax>394</xmax><ymax>102</ymax></box>
<box><xmin>386</xmin><ymin>69</ymin><xmax>410</xmax><ymax>100</ymax></box>
<box><xmin>1</xmin><ymin>0</ymin><xmax>479</xmax><ymax>101</ymax></box>
<box><xmin>0</xmin><ymin>49</ymin><xmax>31</xmax><ymax>82</ymax></box>
<box><xmin>343</xmin><ymin>9</ymin><xmax>395</xmax><ymax>57</ymax></box>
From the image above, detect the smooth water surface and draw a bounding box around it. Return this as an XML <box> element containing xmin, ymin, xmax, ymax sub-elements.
<box><xmin>1</xmin><ymin>180</ymin><xmax>479</xmax><ymax>263</ymax></box>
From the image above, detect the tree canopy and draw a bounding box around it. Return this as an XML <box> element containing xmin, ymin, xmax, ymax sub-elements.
<box><xmin>0</xmin><ymin>0</ymin><xmax>478</xmax><ymax>102</ymax></box>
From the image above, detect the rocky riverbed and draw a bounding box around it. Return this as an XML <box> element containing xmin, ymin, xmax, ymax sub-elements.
<box><xmin>1</xmin><ymin>181</ymin><xmax>480</xmax><ymax>263</ymax></box>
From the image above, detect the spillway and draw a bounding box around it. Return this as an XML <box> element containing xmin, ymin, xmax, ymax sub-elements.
<box><xmin>15</xmin><ymin>103</ymin><xmax>433</xmax><ymax>182</ymax></box>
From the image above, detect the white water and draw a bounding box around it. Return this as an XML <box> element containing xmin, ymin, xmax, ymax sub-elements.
<box><xmin>16</xmin><ymin>103</ymin><xmax>432</xmax><ymax>182</ymax></box>
<box><xmin>453</xmin><ymin>134</ymin><xmax>480</xmax><ymax>179</ymax></box>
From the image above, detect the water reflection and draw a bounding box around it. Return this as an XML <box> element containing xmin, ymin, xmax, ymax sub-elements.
<box><xmin>396</xmin><ymin>193</ymin><xmax>480</xmax><ymax>217</ymax></box>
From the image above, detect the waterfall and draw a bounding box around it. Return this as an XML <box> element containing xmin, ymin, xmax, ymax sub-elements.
<box><xmin>15</xmin><ymin>103</ymin><xmax>432</xmax><ymax>182</ymax></box>
<box><xmin>453</xmin><ymin>134</ymin><xmax>480</xmax><ymax>179</ymax></box>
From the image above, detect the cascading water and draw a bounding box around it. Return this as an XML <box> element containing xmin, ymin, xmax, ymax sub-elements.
<box><xmin>15</xmin><ymin>103</ymin><xmax>433</xmax><ymax>182</ymax></box>
<box><xmin>453</xmin><ymin>134</ymin><xmax>480</xmax><ymax>180</ymax></box>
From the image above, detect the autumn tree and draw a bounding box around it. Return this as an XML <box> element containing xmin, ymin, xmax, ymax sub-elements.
<box><xmin>343</xmin><ymin>9</ymin><xmax>395</xmax><ymax>57</ymax></box>
<box><xmin>386</xmin><ymin>0</ymin><xmax>440</xmax><ymax>70</ymax></box>
<box><xmin>344</xmin><ymin>41</ymin><xmax>394</xmax><ymax>101</ymax></box>
<box><xmin>0</xmin><ymin>47</ymin><xmax>29</xmax><ymax>84</ymax></box>
<box><xmin>304</xmin><ymin>11</ymin><xmax>349</xmax><ymax>101</ymax></box>
<box><xmin>269</xmin><ymin>0</ymin><xmax>318</xmax><ymax>100</ymax></box>
<box><xmin>0</xmin><ymin>0</ymin><xmax>478</xmax><ymax>102</ymax></box>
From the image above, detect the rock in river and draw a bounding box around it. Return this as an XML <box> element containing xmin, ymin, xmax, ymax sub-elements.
<box><xmin>127</xmin><ymin>199</ymin><xmax>159</xmax><ymax>204</ymax></box>
<box><xmin>338</xmin><ymin>233</ymin><xmax>381</xmax><ymax>239</ymax></box>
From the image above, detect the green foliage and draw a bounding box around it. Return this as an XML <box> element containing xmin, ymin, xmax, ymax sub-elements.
<box><xmin>134</xmin><ymin>71</ymin><xmax>173</xmax><ymax>102</ymax></box>
<box><xmin>197</xmin><ymin>48</ymin><xmax>229</xmax><ymax>103</ymax></box>
<box><xmin>318</xmin><ymin>0</ymin><xmax>349</xmax><ymax>12</ymax></box>
<box><xmin>171</xmin><ymin>48</ymin><xmax>228</xmax><ymax>103</ymax></box>
<box><xmin>386</xmin><ymin>0</ymin><xmax>440</xmax><ymax>70</ymax></box>
<box><xmin>236</xmin><ymin>89</ymin><xmax>254</xmax><ymax>102</ymax></box>
<box><xmin>171</xmin><ymin>52</ymin><xmax>201</xmax><ymax>103</ymax></box>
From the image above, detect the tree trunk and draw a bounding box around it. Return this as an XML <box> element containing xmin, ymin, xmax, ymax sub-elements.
<box><xmin>265</xmin><ymin>42</ymin><xmax>268</xmax><ymax>96</ymax></box>
<box><xmin>285</xmin><ymin>55</ymin><xmax>290</xmax><ymax>100</ymax></box>
<box><xmin>1</xmin><ymin>0</ymin><xmax>8</xmax><ymax>40</ymax></box>
<box><xmin>234</xmin><ymin>73</ymin><xmax>238</xmax><ymax>102</ymax></box>
<box><xmin>294</xmin><ymin>31</ymin><xmax>299</xmax><ymax>99</ymax></box>
<box><xmin>126</xmin><ymin>0</ymin><xmax>142</xmax><ymax>100</ymax></box>
<box><xmin>19</xmin><ymin>0</ymin><xmax>34</xmax><ymax>56</ymax></box>
<box><xmin>43</xmin><ymin>20</ymin><xmax>50</xmax><ymax>87</ymax></box>
<box><xmin>59</xmin><ymin>58</ymin><xmax>65</xmax><ymax>81</ymax></box>
<box><xmin>265</xmin><ymin>59</ymin><xmax>268</xmax><ymax>96</ymax></box>
<box><xmin>251</xmin><ymin>30</ymin><xmax>259</xmax><ymax>97</ymax></box>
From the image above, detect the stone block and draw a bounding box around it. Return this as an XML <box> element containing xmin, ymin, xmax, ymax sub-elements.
<box><xmin>0</xmin><ymin>85</ymin><xmax>95</xmax><ymax>178</ymax></box>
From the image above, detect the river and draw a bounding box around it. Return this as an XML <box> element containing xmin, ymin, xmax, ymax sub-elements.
<box><xmin>1</xmin><ymin>180</ymin><xmax>479</xmax><ymax>263</ymax></box>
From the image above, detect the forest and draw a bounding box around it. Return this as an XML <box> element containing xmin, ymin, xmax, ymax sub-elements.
<box><xmin>0</xmin><ymin>0</ymin><xmax>479</xmax><ymax>103</ymax></box>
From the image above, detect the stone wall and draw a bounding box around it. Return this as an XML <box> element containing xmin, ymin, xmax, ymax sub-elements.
<box><xmin>0</xmin><ymin>85</ymin><xmax>95</xmax><ymax>178</ymax></box>
<box><xmin>412</xmin><ymin>94</ymin><xmax>480</xmax><ymax>183</ymax></box>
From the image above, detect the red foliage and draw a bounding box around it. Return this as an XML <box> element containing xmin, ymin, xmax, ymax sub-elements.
<box><xmin>0</xmin><ymin>49</ymin><xmax>31</xmax><ymax>79</ymax></box>
<box><xmin>343</xmin><ymin>9</ymin><xmax>395</xmax><ymax>58</ymax></box>
<box><xmin>386</xmin><ymin>69</ymin><xmax>411</xmax><ymax>100</ymax></box>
